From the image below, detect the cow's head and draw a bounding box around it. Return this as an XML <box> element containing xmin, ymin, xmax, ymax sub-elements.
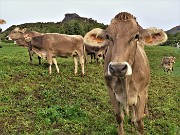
<box><xmin>168</xmin><ymin>56</ymin><xmax>176</xmax><ymax>63</ymax></box>
<box><xmin>86</xmin><ymin>12</ymin><xmax>167</xmax><ymax>77</ymax></box>
<box><xmin>106</xmin><ymin>12</ymin><xmax>168</xmax><ymax>77</ymax></box>
<box><xmin>6</xmin><ymin>27</ymin><xmax>27</xmax><ymax>41</ymax></box>
<box><xmin>24</xmin><ymin>34</ymin><xmax>32</xmax><ymax>42</ymax></box>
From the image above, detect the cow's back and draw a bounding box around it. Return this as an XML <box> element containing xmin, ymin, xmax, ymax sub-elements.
<box><xmin>36</xmin><ymin>34</ymin><xmax>84</xmax><ymax>57</ymax></box>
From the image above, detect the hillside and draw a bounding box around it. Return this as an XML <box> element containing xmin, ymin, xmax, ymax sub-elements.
<box><xmin>164</xmin><ymin>25</ymin><xmax>180</xmax><ymax>46</ymax></box>
<box><xmin>166</xmin><ymin>25</ymin><xmax>180</xmax><ymax>34</ymax></box>
<box><xmin>1</xmin><ymin>14</ymin><xmax>179</xmax><ymax>46</ymax></box>
<box><xmin>0</xmin><ymin>13</ymin><xmax>107</xmax><ymax>42</ymax></box>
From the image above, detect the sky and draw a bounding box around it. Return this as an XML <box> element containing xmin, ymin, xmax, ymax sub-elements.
<box><xmin>0</xmin><ymin>0</ymin><xmax>180</xmax><ymax>31</ymax></box>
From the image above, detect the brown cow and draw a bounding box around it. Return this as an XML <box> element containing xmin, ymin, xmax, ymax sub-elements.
<box><xmin>86</xmin><ymin>12</ymin><xmax>167</xmax><ymax>134</ymax></box>
<box><xmin>7</xmin><ymin>27</ymin><xmax>42</xmax><ymax>64</ymax></box>
<box><xmin>19</xmin><ymin>33</ymin><xmax>85</xmax><ymax>75</ymax></box>
<box><xmin>161</xmin><ymin>56</ymin><xmax>176</xmax><ymax>72</ymax></box>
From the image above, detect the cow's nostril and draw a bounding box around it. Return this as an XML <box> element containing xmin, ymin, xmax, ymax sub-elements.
<box><xmin>109</xmin><ymin>64</ymin><xmax>114</xmax><ymax>74</ymax></box>
<box><xmin>121</xmin><ymin>64</ymin><xmax>127</xmax><ymax>72</ymax></box>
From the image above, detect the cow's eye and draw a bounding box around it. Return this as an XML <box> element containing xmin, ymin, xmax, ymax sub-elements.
<box><xmin>134</xmin><ymin>34</ymin><xmax>139</xmax><ymax>40</ymax></box>
<box><xmin>106</xmin><ymin>34</ymin><xmax>110</xmax><ymax>40</ymax></box>
<box><xmin>106</xmin><ymin>34</ymin><xmax>113</xmax><ymax>43</ymax></box>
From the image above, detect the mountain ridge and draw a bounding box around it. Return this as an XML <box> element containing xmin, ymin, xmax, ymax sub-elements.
<box><xmin>166</xmin><ymin>25</ymin><xmax>180</xmax><ymax>35</ymax></box>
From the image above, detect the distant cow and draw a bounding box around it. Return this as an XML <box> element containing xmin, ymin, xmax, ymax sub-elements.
<box><xmin>84</xmin><ymin>43</ymin><xmax>107</xmax><ymax>64</ymax></box>
<box><xmin>21</xmin><ymin>33</ymin><xmax>85</xmax><ymax>75</ymax></box>
<box><xmin>7</xmin><ymin>27</ymin><xmax>42</xmax><ymax>64</ymax></box>
<box><xmin>161</xmin><ymin>56</ymin><xmax>176</xmax><ymax>72</ymax></box>
<box><xmin>176</xmin><ymin>42</ymin><xmax>180</xmax><ymax>49</ymax></box>
<box><xmin>84</xmin><ymin>28</ymin><xmax>108</xmax><ymax>64</ymax></box>
<box><xmin>0</xmin><ymin>19</ymin><xmax>6</xmax><ymax>48</ymax></box>
<box><xmin>86</xmin><ymin>12</ymin><xmax>167</xmax><ymax>134</ymax></box>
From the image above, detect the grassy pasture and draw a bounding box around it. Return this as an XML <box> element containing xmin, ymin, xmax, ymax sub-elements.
<box><xmin>0</xmin><ymin>42</ymin><xmax>180</xmax><ymax>135</ymax></box>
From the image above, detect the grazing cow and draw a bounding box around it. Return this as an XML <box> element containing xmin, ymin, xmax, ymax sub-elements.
<box><xmin>22</xmin><ymin>33</ymin><xmax>85</xmax><ymax>75</ymax></box>
<box><xmin>84</xmin><ymin>28</ymin><xmax>108</xmax><ymax>64</ymax></box>
<box><xmin>161</xmin><ymin>56</ymin><xmax>176</xmax><ymax>72</ymax></box>
<box><xmin>7</xmin><ymin>27</ymin><xmax>42</xmax><ymax>64</ymax></box>
<box><xmin>86</xmin><ymin>12</ymin><xmax>167</xmax><ymax>134</ymax></box>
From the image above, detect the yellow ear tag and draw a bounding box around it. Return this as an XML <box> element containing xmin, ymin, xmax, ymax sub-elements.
<box><xmin>90</xmin><ymin>35</ymin><xmax>104</xmax><ymax>43</ymax></box>
<box><xmin>144</xmin><ymin>36</ymin><xmax>152</xmax><ymax>43</ymax></box>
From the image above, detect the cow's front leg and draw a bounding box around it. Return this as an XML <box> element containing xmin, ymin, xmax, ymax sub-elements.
<box><xmin>38</xmin><ymin>56</ymin><xmax>41</xmax><ymax>65</ymax></box>
<box><xmin>134</xmin><ymin>94</ymin><xmax>146</xmax><ymax>135</ymax></box>
<box><xmin>79</xmin><ymin>56</ymin><xmax>85</xmax><ymax>76</ymax></box>
<box><xmin>52</xmin><ymin>58</ymin><xmax>59</xmax><ymax>73</ymax></box>
<box><xmin>28</xmin><ymin>49</ymin><xmax>33</xmax><ymax>64</ymax></box>
<box><xmin>73</xmin><ymin>56</ymin><xmax>78</xmax><ymax>75</ymax></box>
<box><xmin>47</xmin><ymin>55</ymin><xmax>53</xmax><ymax>74</ymax></box>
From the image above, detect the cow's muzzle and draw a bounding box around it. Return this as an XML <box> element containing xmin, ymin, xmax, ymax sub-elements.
<box><xmin>6</xmin><ymin>36</ymin><xmax>12</xmax><ymax>40</ymax></box>
<box><xmin>108</xmin><ymin>62</ymin><xmax>132</xmax><ymax>77</ymax></box>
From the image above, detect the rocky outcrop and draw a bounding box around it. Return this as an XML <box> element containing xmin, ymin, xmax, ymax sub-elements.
<box><xmin>62</xmin><ymin>13</ymin><xmax>98</xmax><ymax>23</ymax></box>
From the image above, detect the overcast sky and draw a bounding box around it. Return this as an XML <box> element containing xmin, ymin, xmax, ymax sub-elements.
<box><xmin>0</xmin><ymin>0</ymin><xmax>180</xmax><ymax>31</ymax></box>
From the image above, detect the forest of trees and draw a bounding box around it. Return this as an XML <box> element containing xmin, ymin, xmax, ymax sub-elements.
<box><xmin>164</xmin><ymin>32</ymin><xmax>180</xmax><ymax>46</ymax></box>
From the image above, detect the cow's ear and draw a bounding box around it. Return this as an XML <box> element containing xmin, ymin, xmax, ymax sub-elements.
<box><xmin>84</xmin><ymin>28</ymin><xmax>108</xmax><ymax>47</ymax></box>
<box><xmin>141</xmin><ymin>27</ymin><xmax>167</xmax><ymax>46</ymax></box>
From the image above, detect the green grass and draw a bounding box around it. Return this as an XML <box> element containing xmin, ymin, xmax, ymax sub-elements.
<box><xmin>0</xmin><ymin>42</ymin><xmax>180</xmax><ymax>135</ymax></box>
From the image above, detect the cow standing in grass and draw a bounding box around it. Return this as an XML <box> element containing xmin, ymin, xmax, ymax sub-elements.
<box><xmin>7</xmin><ymin>27</ymin><xmax>43</xmax><ymax>64</ymax></box>
<box><xmin>86</xmin><ymin>12</ymin><xmax>167</xmax><ymax>134</ymax></box>
<box><xmin>161</xmin><ymin>56</ymin><xmax>176</xmax><ymax>73</ymax></box>
<box><xmin>21</xmin><ymin>33</ymin><xmax>85</xmax><ymax>75</ymax></box>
